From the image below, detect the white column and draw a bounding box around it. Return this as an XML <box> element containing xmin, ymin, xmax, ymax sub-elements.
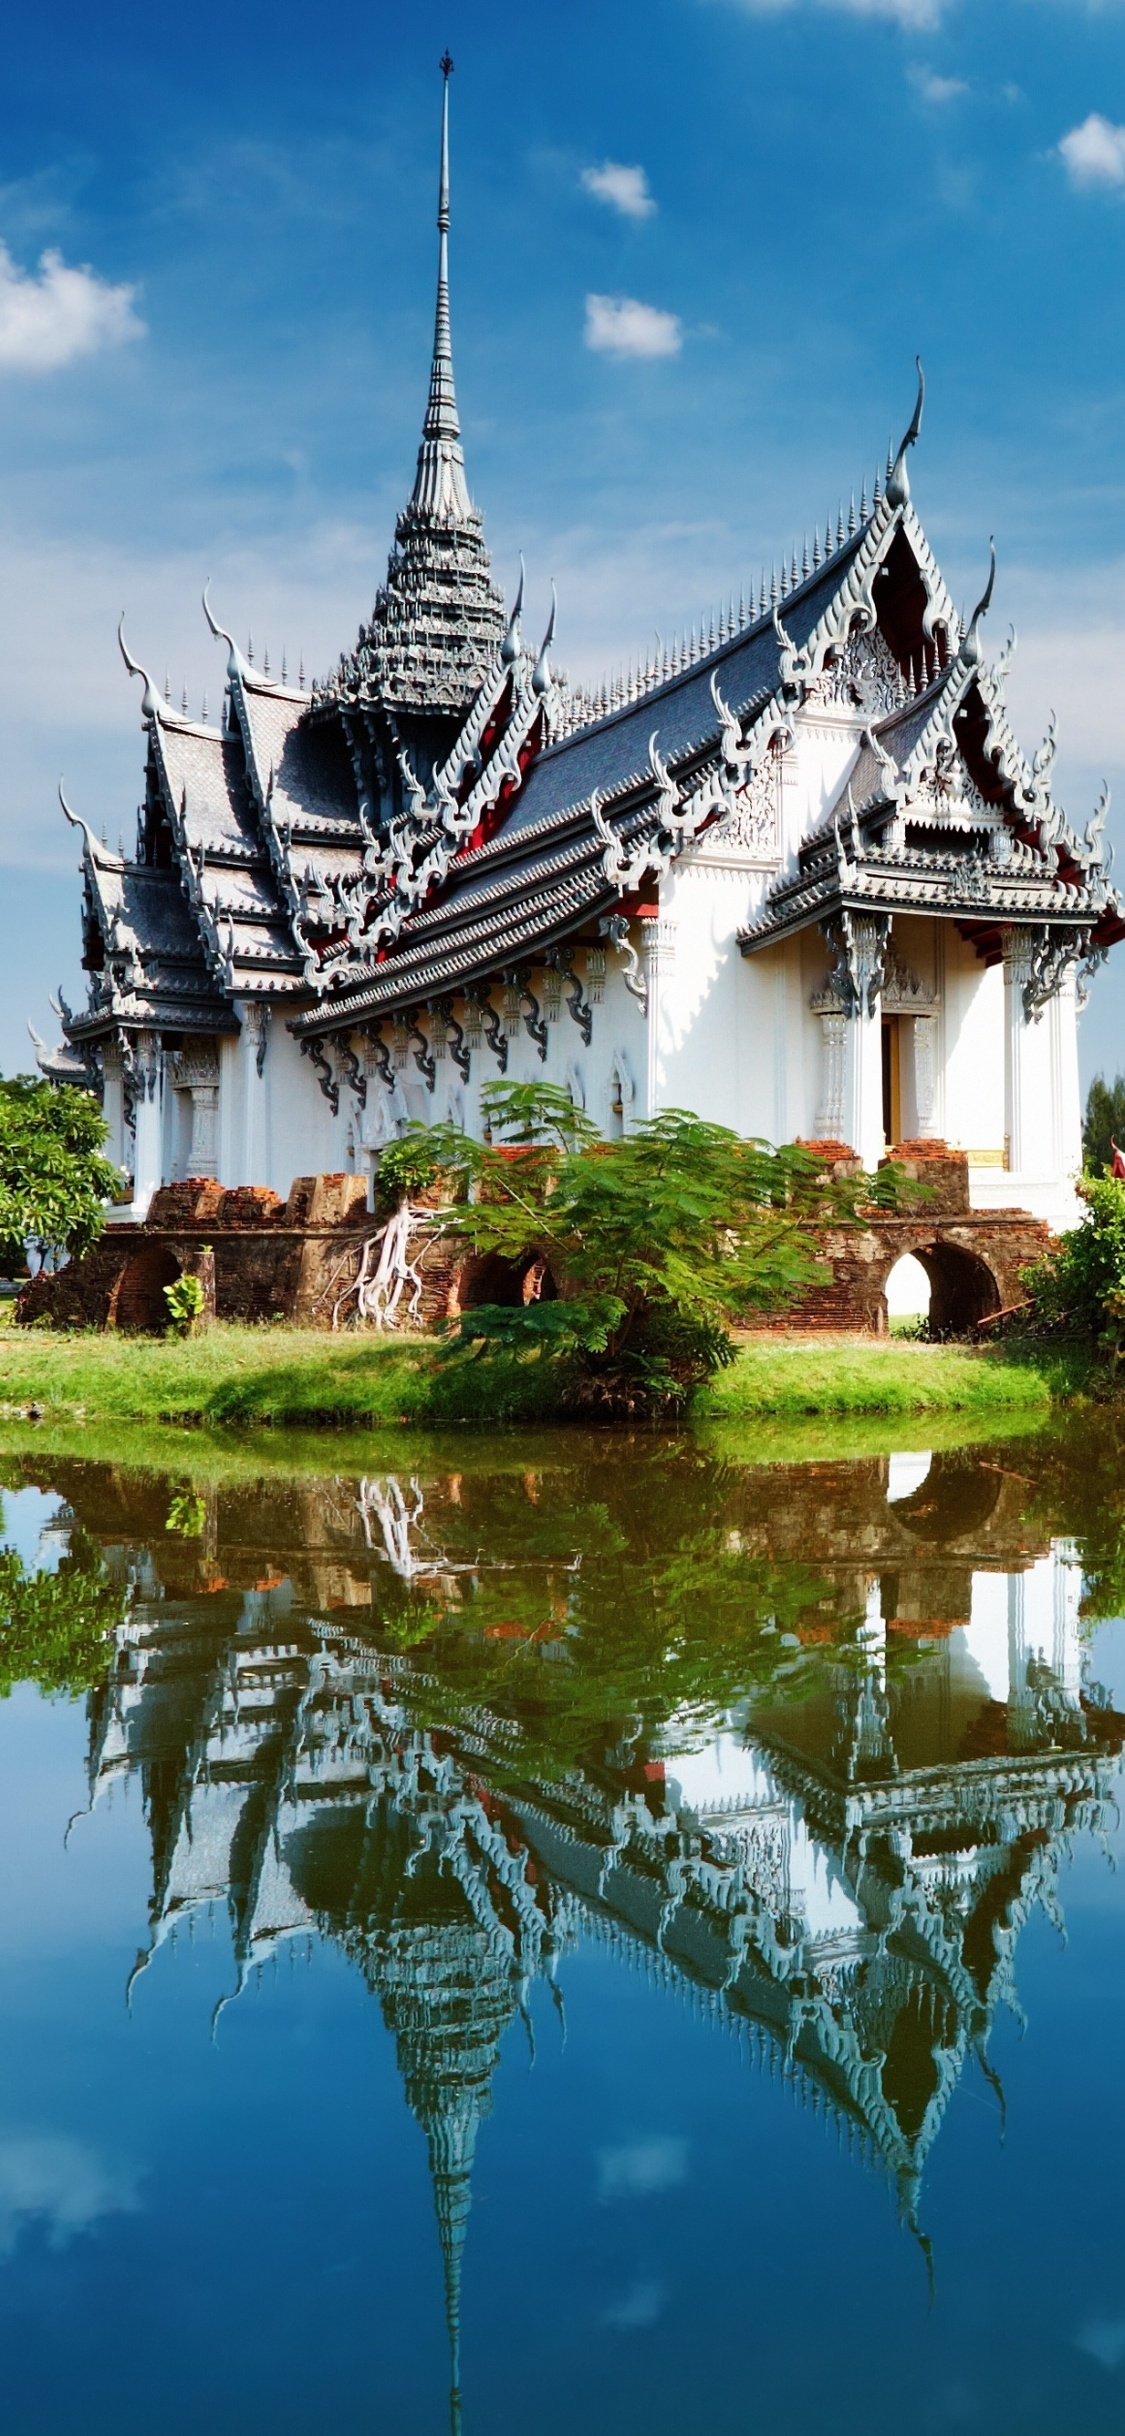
<box><xmin>240</xmin><ymin>1002</ymin><xmax>271</xmax><ymax>1186</ymax></box>
<box><xmin>1002</xmin><ymin>927</ymin><xmax>1057</xmax><ymax>1176</ymax></box>
<box><xmin>131</xmin><ymin>1030</ymin><xmax>164</xmax><ymax>1217</ymax></box>
<box><xmin>188</xmin><ymin>1086</ymin><xmax>219</xmax><ymax>1178</ymax></box>
<box><xmin>100</xmin><ymin>1043</ymin><xmax>126</xmax><ymax>1172</ymax></box>
<box><xmin>843</xmin><ymin>1000</ymin><xmax>885</xmax><ymax>1171</ymax></box>
<box><xmin>912</xmin><ymin>1014</ymin><xmax>939</xmax><ymax>1139</ymax></box>
<box><xmin>1052</xmin><ymin>973</ymin><xmax>1083</xmax><ymax>1186</ymax></box>
<box><xmin>641</xmin><ymin>917</ymin><xmax>677</xmax><ymax>1117</ymax></box>
<box><xmin>813</xmin><ymin>999</ymin><xmax>848</xmax><ymax>1140</ymax></box>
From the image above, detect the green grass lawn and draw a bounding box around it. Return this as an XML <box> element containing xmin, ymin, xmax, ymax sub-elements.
<box><xmin>698</xmin><ymin>1332</ymin><xmax>1060</xmax><ymax>1420</ymax></box>
<box><xmin>0</xmin><ymin>1319</ymin><xmax>1071</xmax><ymax>1434</ymax></box>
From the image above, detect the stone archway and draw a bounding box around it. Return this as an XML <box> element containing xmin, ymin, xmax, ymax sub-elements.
<box><xmin>917</xmin><ymin>1240</ymin><xmax>1001</xmax><ymax>1335</ymax></box>
<box><xmin>899</xmin><ymin>1239</ymin><xmax>1001</xmax><ymax>1336</ymax></box>
<box><xmin>110</xmin><ymin>1241</ymin><xmax>182</xmax><ymax>1332</ymax></box>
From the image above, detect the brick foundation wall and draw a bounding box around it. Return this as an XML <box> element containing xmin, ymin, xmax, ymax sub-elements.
<box><xmin>17</xmin><ymin>1146</ymin><xmax>1056</xmax><ymax>1338</ymax></box>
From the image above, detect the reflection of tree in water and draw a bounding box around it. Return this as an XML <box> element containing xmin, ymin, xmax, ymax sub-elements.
<box><xmin>15</xmin><ymin>1442</ymin><xmax>1125</xmax><ymax>2427</ymax></box>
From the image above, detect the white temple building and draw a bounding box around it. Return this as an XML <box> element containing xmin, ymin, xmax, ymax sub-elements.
<box><xmin>40</xmin><ymin>64</ymin><xmax>1123</xmax><ymax>1230</ymax></box>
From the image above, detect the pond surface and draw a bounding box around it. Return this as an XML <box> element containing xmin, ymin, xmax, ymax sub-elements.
<box><xmin>0</xmin><ymin>1422</ymin><xmax>1124</xmax><ymax>2435</ymax></box>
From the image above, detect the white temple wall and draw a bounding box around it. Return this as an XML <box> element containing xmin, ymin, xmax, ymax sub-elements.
<box><xmin>941</xmin><ymin>931</ymin><xmax>1005</xmax><ymax>1164</ymax></box>
<box><xmin>138</xmin><ymin>895</ymin><xmax>1083</xmax><ymax>1224</ymax></box>
<box><xmin>656</xmin><ymin>853</ymin><xmax>779</xmax><ymax>1135</ymax></box>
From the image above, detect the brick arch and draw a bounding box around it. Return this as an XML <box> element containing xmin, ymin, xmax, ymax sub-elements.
<box><xmin>881</xmin><ymin>1237</ymin><xmax>1002</xmax><ymax>1335</ymax></box>
<box><xmin>449</xmin><ymin>1250</ymin><xmax>560</xmax><ymax>1315</ymax></box>
<box><xmin>109</xmin><ymin>1241</ymin><xmax>182</xmax><ymax>1332</ymax></box>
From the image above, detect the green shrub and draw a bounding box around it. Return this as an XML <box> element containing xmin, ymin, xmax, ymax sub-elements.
<box><xmin>163</xmin><ymin>1272</ymin><xmax>207</xmax><ymax>1337</ymax></box>
<box><xmin>1022</xmin><ymin>1174</ymin><xmax>1125</xmax><ymax>1360</ymax></box>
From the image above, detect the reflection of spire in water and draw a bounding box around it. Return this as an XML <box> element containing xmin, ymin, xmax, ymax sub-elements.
<box><xmin>71</xmin><ymin>1481</ymin><xmax>1125</xmax><ymax>2413</ymax></box>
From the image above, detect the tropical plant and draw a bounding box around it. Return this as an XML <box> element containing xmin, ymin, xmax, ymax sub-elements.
<box><xmin>1083</xmin><ymin>1073</ymin><xmax>1125</xmax><ymax>1176</ymax></box>
<box><xmin>400</xmin><ymin>1082</ymin><xmax>892</xmax><ymax>1409</ymax></box>
<box><xmin>163</xmin><ymin>1269</ymin><xmax>208</xmax><ymax>1337</ymax></box>
<box><xmin>0</xmin><ymin>1077</ymin><xmax>119</xmax><ymax>1275</ymax></box>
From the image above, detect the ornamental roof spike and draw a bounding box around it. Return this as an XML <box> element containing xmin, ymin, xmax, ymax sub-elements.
<box><xmin>790</xmin><ymin>550</ymin><xmax>799</xmax><ymax>588</ymax></box>
<box><xmin>957</xmin><ymin>538</ymin><xmax>996</xmax><ymax>670</ymax></box>
<box><xmin>500</xmin><ymin>556</ymin><xmax>525</xmax><ymax>665</ymax></box>
<box><xmin>812</xmin><ymin>526</ymin><xmax>822</xmax><ymax>570</ymax></box>
<box><xmin>533</xmin><ymin>583</ymin><xmax>557</xmax><ymax>695</ymax></box>
<box><xmin>802</xmin><ymin>535</ymin><xmax>810</xmax><ymax>577</ymax></box>
<box><xmin>263</xmin><ymin>646</ymin><xmax>270</xmax><ymax>676</ymax></box>
<box><xmin>180</xmin><ymin>681</ymin><xmax>188</xmax><ymax>715</ymax></box>
<box><xmin>247</xmin><ymin>633</ymin><xmax>254</xmax><ymax>666</ymax></box>
<box><xmin>117</xmin><ymin>615</ymin><xmax>170</xmax><ymax>724</ymax></box>
<box><xmin>201</xmin><ymin>690</ymin><xmax>208</xmax><ymax>721</ymax></box>
<box><xmin>163</xmin><ymin>670</ymin><xmax>171</xmax><ymax>703</ymax></box>
<box><xmin>58</xmin><ymin>778</ymin><xmax>113</xmax><ymax>868</ymax></box>
<box><xmin>770</xmin><ymin>564</ymin><xmax>778</xmax><ymax>605</ymax></box>
<box><xmin>886</xmin><ymin>359</ymin><xmax>925</xmax><ymax>510</ymax></box>
<box><xmin>838</xmin><ymin>502</ymin><xmax>847</xmax><ymax>546</ymax></box>
<box><xmin>872</xmin><ymin>468</ymin><xmax>883</xmax><ymax>508</ymax></box>
<box><xmin>858</xmin><ymin>484</ymin><xmax>867</xmax><ymax>523</ymax></box>
<box><xmin>281</xmin><ymin>649</ymin><xmax>287</xmax><ymax>682</ymax></box>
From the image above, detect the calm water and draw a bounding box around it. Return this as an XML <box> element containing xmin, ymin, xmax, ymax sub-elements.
<box><xmin>0</xmin><ymin>1424</ymin><xmax>1124</xmax><ymax>2435</ymax></box>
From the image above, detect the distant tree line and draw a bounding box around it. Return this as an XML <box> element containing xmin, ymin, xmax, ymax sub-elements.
<box><xmin>1084</xmin><ymin>1073</ymin><xmax>1125</xmax><ymax>1176</ymax></box>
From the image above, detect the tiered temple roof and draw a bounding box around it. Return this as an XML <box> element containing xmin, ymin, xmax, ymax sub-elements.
<box><xmin>46</xmin><ymin>77</ymin><xmax>1124</xmax><ymax>1089</ymax></box>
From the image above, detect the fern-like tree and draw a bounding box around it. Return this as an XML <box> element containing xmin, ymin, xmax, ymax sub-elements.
<box><xmin>393</xmin><ymin>1082</ymin><xmax>894</xmax><ymax>1410</ymax></box>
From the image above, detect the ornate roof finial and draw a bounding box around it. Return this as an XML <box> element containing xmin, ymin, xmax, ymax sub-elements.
<box><xmin>202</xmin><ymin>583</ymin><xmax>251</xmax><ymax>684</ymax></box>
<box><xmin>886</xmin><ymin>358</ymin><xmax>925</xmax><ymax>509</ymax></box>
<box><xmin>501</xmin><ymin>556</ymin><xmax>525</xmax><ymax>665</ymax></box>
<box><xmin>533</xmin><ymin>586</ymin><xmax>557</xmax><ymax>696</ymax></box>
<box><xmin>118</xmin><ymin>616</ymin><xmax>169</xmax><ymax>723</ymax></box>
<box><xmin>58</xmin><ymin>779</ymin><xmax>108</xmax><ymax>863</ymax></box>
<box><xmin>958</xmin><ymin>539</ymin><xmax>996</xmax><ymax>669</ymax></box>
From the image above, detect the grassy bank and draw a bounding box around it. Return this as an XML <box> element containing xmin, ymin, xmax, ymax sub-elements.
<box><xmin>0</xmin><ymin>1320</ymin><xmax>1073</xmax><ymax>1433</ymax></box>
<box><xmin>697</xmin><ymin>1333</ymin><xmax>1061</xmax><ymax>1420</ymax></box>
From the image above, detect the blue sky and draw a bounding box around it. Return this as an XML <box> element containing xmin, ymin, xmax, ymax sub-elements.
<box><xmin>2</xmin><ymin>0</ymin><xmax>1125</xmax><ymax>1088</ymax></box>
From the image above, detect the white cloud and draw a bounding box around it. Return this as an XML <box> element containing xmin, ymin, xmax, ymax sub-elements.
<box><xmin>581</xmin><ymin>162</ymin><xmax>656</xmax><ymax>220</ymax></box>
<box><xmin>0</xmin><ymin>2133</ymin><xmax>140</xmax><ymax>2259</ymax></box>
<box><xmin>1059</xmin><ymin>113</ymin><xmax>1125</xmax><ymax>190</ymax></box>
<box><xmin>729</xmin><ymin>0</ymin><xmax>944</xmax><ymax>27</ymax></box>
<box><xmin>1077</xmin><ymin>2316</ymin><xmax>1125</xmax><ymax>2371</ymax></box>
<box><xmin>603</xmin><ymin>2279</ymin><xmax>666</xmax><ymax>2330</ymax></box>
<box><xmin>598</xmin><ymin>2135</ymin><xmax>688</xmax><ymax>2200</ymax></box>
<box><xmin>909</xmin><ymin>64</ymin><xmax>968</xmax><ymax>102</ymax></box>
<box><xmin>0</xmin><ymin>243</ymin><xmax>143</xmax><ymax>373</ymax></box>
<box><xmin>584</xmin><ymin>294</ymin><xmax>683</xmax><ymax>359</ymax></box>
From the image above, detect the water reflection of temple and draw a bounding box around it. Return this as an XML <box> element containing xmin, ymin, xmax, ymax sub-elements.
<box><xmin>38</xmin><ymin>1448</ymin><xmax>1125</xmax><ymax>2420</ymax></box>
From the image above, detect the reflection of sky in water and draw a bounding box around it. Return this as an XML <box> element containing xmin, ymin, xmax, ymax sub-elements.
<box><xmin>0</xmin><ymin>1486</ymin><xmax>65</xmax><ymax>1573</ymax></box>
<box><xmin>0</xmin><ymin>1442</ymin><xmax>1122</xmax><ymax>2435</ymax></box>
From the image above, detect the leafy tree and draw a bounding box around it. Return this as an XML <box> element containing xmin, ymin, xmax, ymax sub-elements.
<box><xmin>0</xmin><ymin>1529</ymin><xmax>125</xmax><ymax>1698</ymax></box>
<box><xmin>393</xmin><ymin>1082</ymin><xmax>902</xmax><ymax>1410</ymax></box>
<box><xmin>0</xmin><ymin>1077</ymin><xmax>119</xmax><ymax>1275</ymax></box>
<box><xmin>1083</xmin><ymin>1073</ymin><xmax>1125</xmax><ymax>1176</ymax></box>
<box><xmin>1022</xmin><ymin>1172</ymin><xmax>1125</xmax><ymax>1360</ymax></box>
